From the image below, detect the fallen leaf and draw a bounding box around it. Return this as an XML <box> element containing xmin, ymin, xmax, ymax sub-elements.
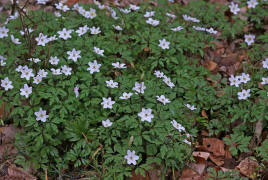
<box><xmin>0</xmin><ymin>125</ymin><xmax>22</xmax><ymax>144</ymax></box>
<box><xmin>179</xmin><ymin>168</ymin><xmax>202</xmax><ymax>180</ymax></box>
<box><xmin>144</xmin><ymin>47</ymin><xmax>150</xmax><ymax>52</ymax></box>
<box><xmin>224</xmin><ymin>158</ymin><xmax>238</xmax><ymax>169</ymax></box>
<box><xmin>209</xmin><ymin>154</ymin><xmax>224</xmax><ymax>166</ymax></box>
<box><xmin>236</xmin><ymin>157</ymin><xmax>259</xmax><ymax>179</ymax></box>
<box><xmin>66</xmin><ymin>0</ymin><xmax>79</xmax><ymax>6</ymax></box>
<box><xmin>220</xmin><ymin>53</ymin><xmax>238</xmax><ymax>66</ymax></box>
<box><xmin>130</xmin><ymin>170</ymin><xmax>149</xmax><ymax>180</ymax></box>
<box><xmin>201</xmin><ymin>130</ymin><xmax>209</xmax><ymax>137</ymax></box>
<box><xmin>201</xmin><ymin>110</ymin><xmax>208</xmax><ymax>119</ymax></box>
<box><xmin>8</xmin><ymin>165</ymin><xmax>36</xmax><ymax>180</ymax></box>
<box><xmin>205</xmin><ymin>60</ymin><xmax>218</xmax><ymax>72</ymax></box>
<box><xmin>203</xmin><ymin>138</ymin><xmax>225</xmax><ymax>156</ymax></box>
<box><xmin>193</xmin><ymin>151</ymin><xmax>210</xmax><ymax>161</ymax></box>
<box><xmin>0</xmin><ymin>143</ymin><xmax>18</xmax><ymax>159</ymax></box>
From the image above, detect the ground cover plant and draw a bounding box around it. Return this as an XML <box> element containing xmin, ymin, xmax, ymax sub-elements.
<box><xmin>0</xmin><ymin>0</ymin><xmax>267</xmax><ymax>179</ymax></box>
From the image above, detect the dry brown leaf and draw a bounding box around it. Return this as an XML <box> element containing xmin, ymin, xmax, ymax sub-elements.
<box><xmin>220</xmin><ymin>53</ymin><xmax>238</xmax><ymax>66</ymax></box>
<box><xmin>0</xmin><ymin>143</ymin><xmax>18</xmax><ymax>159</ymax></box>
<box><xmin>201</xmin><ymin>130</ymin><xmax>209</xmax><ymax>137</ymax></box>
<box><xmin>0</xmin><ymin>125</ymin><xmax>22</xmax><ymax>144</ymax></box>
<box><xmin>203</xmin><ymin>138</ymin><xmax>225</xmax><ymax>156</ymax></box>
<box><xmin>209</xmin><ymin>154</ymin><xmax>224</xmax><ymax>166</ymax></box>
<box><xmin>201</xmin><ymin>110</ymin><xmax>208</xmax><ymax>119</ymax></box>
<box><xmin>236</xmin><ymin>157</ymin><xmax>259</xmax><ymax>179</ymax></box>
<box><xmin>193</xmin><ymin>151</ymin><xmax>210</xmax><ymax>161</ymax></box>
<box><xmin>66</xmin><ymin>0</ymin><xmax>79</xmax><ymax>6</ymax></box>
<box><xmin>8</xmin><ymin>165</ymin><xmax>36</xmax><ymax>180</ymax></box>
<box><xmin>144</xmin><ymin>47</ymin><xmax>150</xmax><ymax>52</ymax></box>
<box><xmin>224</xmin><ymin>158</ymin><xmax>238</xmax><ymax>169</ymax></box>
<box><xmin>205</xmin><ymin>60</ymin><xmax>218</xmax><ymax>71</ymax></box>
<box><xmin>130</xmin><ymin>169</ymin><xmax>150</xmax><ymax>180</ymax></box>
<box><xmin>179</xmin><ymin>168</ymin><xmax>202</xmax><ymax>180</ymax></box>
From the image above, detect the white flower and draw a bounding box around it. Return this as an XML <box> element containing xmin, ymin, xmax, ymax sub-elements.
<box><xmin>206</xmin><ymin>27</ymin><xmax>218</xmax><ymax>34</ymax></box>
<box><xmin>33</xmin><ymin>75</ymin><xmax>42</xmax><ymax>84</ymax></box>
<box><xmin>119</xmin><ymin>8</ymin><xmax>131</xmax><ymax>14</ymax></box>
<box><xmin>129</xmin><ymin>4</ymin><xmax>140</xmax><ymax>11</ymax></box>
<box><xmin>171</xmin><ymin>26</ymin><xmax>183</xmax><ymax>32</ymax></box>
<box><xmin>11</xmin><ymin>35</ymin><xmax>21</xmax><ymax>44</ymax></box>
<box><xmin>35</xmin><ymin>33</ymin><xmax>49</xmax><ymax>46</ymax></box>
<box><xmin>171</xmin><ymin>120</ymin><xmax>185</xmax><ymax>132</ymax></box>
<box><xmin>229</xmin><ymin>2</ymin><xmax>240</xmax><ymax>15</ymax></box>
<box><xmin>239</xmin><ymin>73</ymin><xmax>250</xmax><ymax>84</ymax></box>
<box><xmin>138</xmin><ymin>108</ymin><xmax>154</xmax><ymax>123</ymax></box>
<box><xmin>87</xmin><ymin>60</ymin><xmax>101</xmax><ymax>74</ymax></box>
<box><xmin>1</xmin><ymin>77</ymin><xmax>13</xmax><ymax>91</ymax></box>
<box><xmin>146</xmin><ymin>18</ymin><xmax>159</xmax><ymax>26</ymax></box>
<box><xmin>58</xmin><ymin>28</ymin><xmax>73</xmax><ymax>40</ymax></box>
<box><xmin>113</xmin><ymin>25</ymin><xmax>123</xmax><ymax>31</ymax></box>
<box><xmin>237</xmin><ymin>89</ymin><xmax>251</xmax><ymax>100</ymax></box>
<box><xmin>93</xmin><ymin>47</ymin><xmax>104</xmax><ymax>56</ymax></box>
<box><xmin>193</xmin><ymin>26</ymin><xmax>206</xmax><ymax>31</ymax></box>
<box><xmin>124</xmin><ymin>150</ymin><xmax>139</xmax><ymax>165</ymax></box>
<box><xmin>102</xmin><ymin>119</ymin><xmax>113</xmax><ymax>128</ymax></box>
<box><xmin>156</xmin><ymin>95</ymin><xmax>170</xmax><ymax>105</ymax></box>
<box><xmin>74</xmin><ymin>86</ymin><xmax>79</xmax><ymax>98</ymax></box>
<box><xmin>119</xmin><ymin>92</ymin><xmax>133</xmax><ymax>99</ymax></box>
<box><xmin>185</xmin><ymin>104</ymin><xmax>196</xmax><ymax>111</ymax></box>
<box><xmin>21</xmin><ymin>68</ymin><xmax>34</xmax><ymax>80</ymax></box>
<box><xmin>0</xmin><ymin>26</ymin><xmax>9</xmax><ymax>38</ymax></box>
<box><xmin>183</xmin><ymin>139</ymin><xmax>191</xmax><ymax>145</ymax></box>
<box><xmin>38</xmin><ymin>69</ymin><xmax>48</xmax><ymax>78</ymax></box>
<box><xmin>261</xmin><ymin>77</ymin><xmax>268</xmax><ymax>85</ymax></box>
<box><xmin>76</xmin><ymin>25</ymin><xmax>89</xmax><ymax>36</ymax></box>
<box><xmin>245</xmin><ymin>34</ymin><xmax>255</xmax><ymax>46</ymax></box>
<box><xmin>67</xmin><ymin>48</ymin><xmax>81</xmax><ymax>62</ymax></box>
<box><xmin>61</xmin><ymin>65</ymin><xmax>72</xmax><ymax>76</ymax></box>
<box><xmin>166</xmin><ymin>12</ymin><xmax>176</xmax><ymax>19</ymax></box>
<box><xmin>154</xmin><ymin>70</ymin><xmax>164</xmax><ymax>78</ymax></box>
<box><xmin>48</xmin><ymin>35</ymin><xmax>58</xmax><ymax>42</ymax></box>
<box><xmin>0</xmin><ymin>60</ymin><xmax>6</xmax><ymax>66</ymax></box>
<box><xmin>35</xmin><ymin>108</ymin><xmax>49</xmax><ymax>122</ymax></box>
<box><xmin>247</xmin><ymin>0</ymin><xmax>258</xmax><ymax>8</ymax></box>
<box><xmin>20</xmin><ymin>84</ymin><xmax>32</xmax><ymax>98</ymax></box>
<box><xmin>0</xmin><ymin>55</ymin><xmax>6</xmax><ymax>66</ymax></box>
<box><xmin>87</xmin><ymin>8</ymin><xmax>97</xmax><ymax>19</ymax></box>
<box><xmin>132</xmin><ymin>82</ymin><xmax>146</xmax><ymax>94</ymax></box>
<box><xmin>37</xmin><ymin>0</ymin><xmax>49</xmax><ymax>5</ymax></box>
<box><xmin>158</xmin><ymin>39</ymin><xmax>170</xmax><ymax>49</ymax></box>
<box><xmin>90</xmin><ymin>26</ymin><xmax>101</xmax><ymax>35</ymax></box>
<box><xmin>262</xmin><ymin>58</ymin><xmax>268</xmax><ymax>69</ymax></box>
<box><xmin>163</xmin><ymin>77</ymin><xmax>175</xmax><ymax>88</ymax></box>
<box><xmin>229</xmin><ymin>75</ymin><xmax>241</xmax><ymax>87</ymax></box>
<box><xmin>101</xmin><ymin>97</ymin><xmax>115</xmax><ymax>109</ymax></box>
<box><xmin>55</xmin><ymin>2</ymin><xmax>70</xmax><ymax>12</ymax></box>
<box><xmin>106</xmin><ymin>80</ymin><xmax>118</xmax><ymax>88</ymax></box>
<box><xmin>28</xmin><ymin>58</ymin><xmax>41</xmax><ymax>63</ymax></box>
<box><xmin>182</xmin><ymin>14</ymin><xmax>200</xmax><ymax>23</ymax></box>
<box><xmin>54</xmin><ymin>11</ymin><xmax>61</xmax><ymax>17</ymax></box>
<box><xmin>111</xmin><ymin>10</ymin><xmax>118</xmax><ymax>20</ymax></box>
<box><xmin>20</xmin><ymin>28</ymin><xmax>34</xmax><ymax>35</ymax></box>
<box><xmin>144</xmin><ymin>11</ymin><xmax>155</xmax><ymax>18</ymax></box>
<box><xmin>112</xmin><ymin>62</ymin><xmax>126</xmax><ymax>69</ymax></box>
<box><xmin>51</xmin><ymin>68</ymin><xmax>62</xmax><ymax>75</ymax></box>
<box><xmin>49</xmin><ymin>56</ymin><xmax>60</xmax><ymax>65</ymax></box>
<box><xmin>0</xmin><ymin>55</ymin><xmax>6</xmax><ymax>61</ymax></box>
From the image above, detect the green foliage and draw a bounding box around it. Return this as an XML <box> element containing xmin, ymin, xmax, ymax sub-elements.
<box><xmin>207</xmin><ymin>168</ymin><xmax>248</xmax><ymax>180</ymax></box>
<box><xmin>223</xmin><ymin>133</ymin><xmax>251</xmax><ymax>156</ymax></box>
<box><xmin>0</xmin><ymin>0</ymin><xmax>267</xmax><ymax>179</ymax></box>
